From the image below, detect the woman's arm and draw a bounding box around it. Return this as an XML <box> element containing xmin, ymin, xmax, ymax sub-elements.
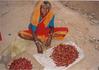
<box><xmin>29</xmin><ymin>24</ymin><xmax>43</xmax><ymax>53</ymax></box>
<box><xmin>45</xmin><ymin>16</ymin><xmax>55</xmax><ymax>47</ymax></box>
<box><xmin>32</xmin><ymin>31</ymin><xmax>43</xmax><ymax>53</ymax></box>
<box><xmin>45</xmin><ymin>27</ymin><xmax>54</xmax><ymax>47</ymax></box>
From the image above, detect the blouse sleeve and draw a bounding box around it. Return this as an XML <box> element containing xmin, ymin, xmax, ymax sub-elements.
<box><xmin>28</xmin><ymin>23</ymin><xmax>36</xmax><ymax>32</ymax></box>
<box><xmin>48</xmin><ymin>15</ymin><xmax>55</xmax><ymax>28</ymax></box>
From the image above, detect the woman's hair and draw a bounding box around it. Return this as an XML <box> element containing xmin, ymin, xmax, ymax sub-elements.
<box><xmin>43</xmin><ymin>1</ymin><xmax>52</xmax><ymax>10</ymax></box>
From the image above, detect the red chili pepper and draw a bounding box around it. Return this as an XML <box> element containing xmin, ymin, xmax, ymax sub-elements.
<box><xmin>9</xmin><ymin>57</ymin><xmax>32</xmax><ymax>70</ymax></box>
<box><xmin>50</xmin><ymin>44</ymin><xmax>79</xmax><ymax>67</ymax></box>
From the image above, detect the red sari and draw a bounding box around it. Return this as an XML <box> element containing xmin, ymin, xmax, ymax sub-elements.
<box><xmin>19</xmin><ymin>2</ymin><xmax>68</xmax><ymax>42</ymax></box>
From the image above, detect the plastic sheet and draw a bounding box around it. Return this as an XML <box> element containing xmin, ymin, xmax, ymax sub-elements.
<box><xmin>33</xmin><ymin>41</ymin><xmax>84</xmax><ymax>70</ymax></box>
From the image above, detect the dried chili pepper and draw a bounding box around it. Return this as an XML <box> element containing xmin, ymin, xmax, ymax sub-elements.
<box><xmin>50</xmin><ymin>44</ymin><xmax>79</xmax><ymax>66</ymax></box>
<box><xmin>8</xmin><ymin>57</ymin><xmax>32</xmax><ymax>70</ymax></box>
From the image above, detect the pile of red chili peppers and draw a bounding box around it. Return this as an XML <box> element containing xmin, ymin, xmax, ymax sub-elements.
<box><xmin>8</xmin><ymin>57</ymin><xmax>32</xmax><ymax>70</ymax></box>
<box><xmin>50</xmin><ymin>44</ymin><xmax>79</xmax><ymax>66</ymax></box>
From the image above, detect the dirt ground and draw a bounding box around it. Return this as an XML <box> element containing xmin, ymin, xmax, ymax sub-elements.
<box><xmin>0</xmin><ymin>1</ymin><xmax>99</xmax><ymax>70</ymax></box>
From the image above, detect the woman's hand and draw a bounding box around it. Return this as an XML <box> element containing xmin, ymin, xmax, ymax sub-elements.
<box><xmin>35</xmin><ymin>40</ymin><xmax>43</xmax><ymax>53</ymax></box>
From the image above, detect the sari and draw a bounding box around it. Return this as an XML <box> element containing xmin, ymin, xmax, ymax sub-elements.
<box><xmin>19</xmin><ymin>2</ymin><xmax>68</xmax><ymax>42</ymax></box>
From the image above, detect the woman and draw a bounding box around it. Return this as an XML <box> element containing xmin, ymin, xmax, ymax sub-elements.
<box><xmin>18</xmin><ymin>1</ymin><xmax>68</xmax><ymax>53</ymax></box>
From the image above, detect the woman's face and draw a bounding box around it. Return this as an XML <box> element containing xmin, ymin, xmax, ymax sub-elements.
<box><xmin>40</xmin><ymin>3</ymin><xmax>49</xmax><ymax>17</ymax></box>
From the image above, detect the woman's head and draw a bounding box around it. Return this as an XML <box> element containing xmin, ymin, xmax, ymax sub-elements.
<box><xmin>40</xmin><ymin>1</ymin><xmax>52</xmax><ymax>17</ymax></box>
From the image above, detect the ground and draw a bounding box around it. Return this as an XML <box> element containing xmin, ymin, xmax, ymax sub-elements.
<box><xmin>0</xmin><ymin>1</ymin><xmax>99</xmax><ymax>70</ymax></box>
